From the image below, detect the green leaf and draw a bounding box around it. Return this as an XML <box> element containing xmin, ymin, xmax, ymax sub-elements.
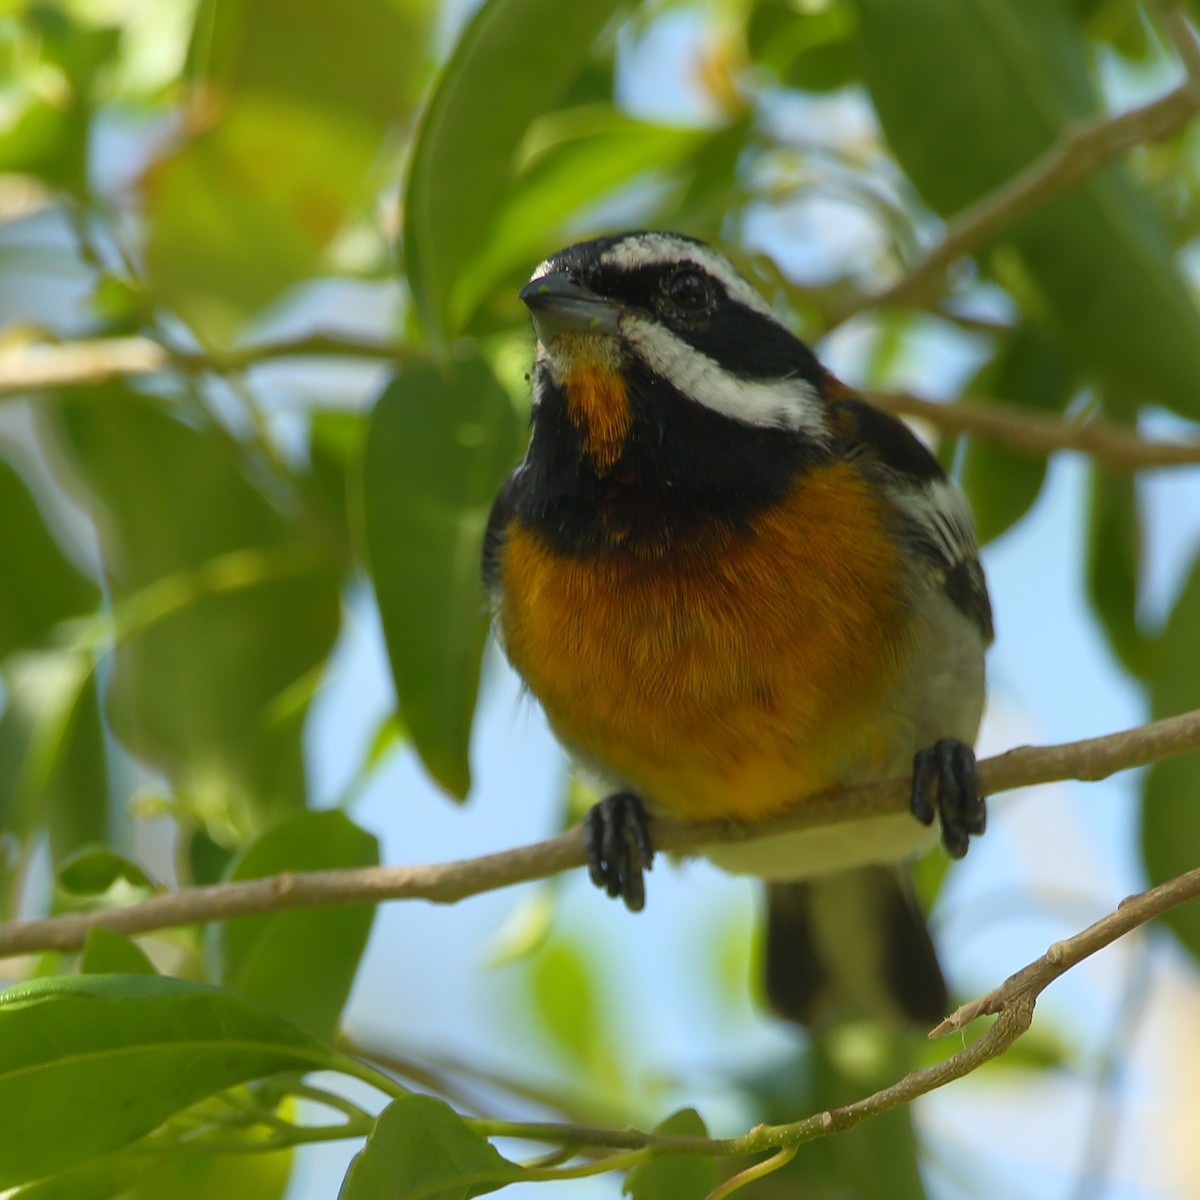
<box><xmin>0</xmin><ymin>973</ymin><xmax>326</xmax><ymax>1187</ymax></box>
<box><xmin>855</xmin><ymin>0</ymin><xmax>1200</xmax><ymax>418</ymax></box>
<box><xmin>189</xmin><ymin>0</ymin><xmax>431</xmax><ymax>128</ymax></box>
<box><xmin>143</xmin><ymin>96</ymin><xmax>379</xmax><ymax>342</ymax></box>
<box><xmin>53</xmin><ymin>387</ymin><xmax>342</xmax><ymax>839</ymax></box>
<box><xmin>1085</xmin><ymin>463</ymin><xmax>1153</xmax><ymax>677</ymax></box>
<box><xmin>80</xmin><ymin>928</ymin><xmax>157</xmax><ymax>976</ymax></box>
<box><xmin>959</xmin><ymin>323</ymin><xmax>1076</xmax><ymax>545</ymax></box>
<box><xmin>59</xmin><ymin>846</ymin><xmax>157</xmax><ymax>896</ymax></box>
<box><xmin>404</xmin><ymin>0</ymin><xmax>627</xmax><ymax>344</ymax></box>
<box><xmin>0</xmin><ymin>456</ymin><xmax>99</xmax><ymax>660</ymax></box>
<box><xmin>527</xmin><ymin>938</ymin><xmax>622</xmax><ymax>1095</ymax></box>
<box><xmin>339</xmin><ymin>1094</ymin><xmax>520</xmax><ymax>1200</ymax></box>
<box><xmin>0</xmin><ymin>655</ymin><xmax>110</xmax><ymax>866</ymax></box>
<box><xmin>450</xmin><ymin>107</ymin><xmax>707</xmax><ymax>330</ymax></box>
<box><xmin>361</xmin><ymin>360</ymin><xmax>522</xmax><ymax>798</ymax></box>
<box><xmin>209</xmin><ymin>810</ymin><xmax>379</xmax><ymax>1042</ymax></box>
<box><xmin>1141</xmin><ymin>551</ymin><xmax>1200</xmax><ymax>962</ymax></box>
<box><xmin>623</xmin><ymin>1109</ymin><xmax>714</xmax><ymax>1200</ymax></box>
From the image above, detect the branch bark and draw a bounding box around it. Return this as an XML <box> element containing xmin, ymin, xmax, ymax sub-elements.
<box><xmin>470</xmin><ymin>860</ymin><xmax>1200</xmax><ymax>1164</ymax></box>
<box><xmin>1</xmin><ymin>708</ymin><xmax>1198</xmax><ymax>960</ymax></box>
<box><xmin>868</xmin><ymin>389</ymin><xmax>1200</xmax><ymax>469</ymax></box>
<box><xmin>835</xmin><ymin>41</ymin><xmax>1200</xmax><ymax>323</ymax></box>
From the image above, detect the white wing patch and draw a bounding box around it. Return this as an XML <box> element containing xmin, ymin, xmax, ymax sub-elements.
<box><xmin>895</xmin><ymin>478</ymin><xmax>978</xmax><ymax>568</ymax></box>
<box><xmin>622</xmin><ymin>315</ymin><xmax>831</xmax><ymax>438</ymax></box>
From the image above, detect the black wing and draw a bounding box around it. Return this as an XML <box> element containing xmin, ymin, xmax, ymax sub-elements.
<box><xmin>481</xmin><ymin>467</ymin><xmax>523</xmax><ymax>600</ymax></box>
<box><xmin>831</xmin><ymin>395</ymin><xmax>994</xmax><ymax>643</ymax></box>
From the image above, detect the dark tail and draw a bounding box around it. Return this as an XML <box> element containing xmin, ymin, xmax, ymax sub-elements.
<box><xmin>764</xmin><ymin>866</ymin><xmax>947</xmax><ymax>1028</ymax></box>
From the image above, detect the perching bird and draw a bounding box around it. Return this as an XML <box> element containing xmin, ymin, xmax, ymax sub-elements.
<box><xmin>483</xmin><ymin>231</ymin><xmax>991</xmax><ymax>1027</ymax></box>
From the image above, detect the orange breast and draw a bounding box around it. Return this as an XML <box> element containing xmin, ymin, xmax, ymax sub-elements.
<box><xmin>497</xmin><ymin>462</ymin><xmax>913</xmax><ymax>821</ymax></box>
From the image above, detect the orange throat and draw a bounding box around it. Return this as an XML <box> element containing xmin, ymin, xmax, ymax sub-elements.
<box><xmin>562</xmin><ymin>361</ymin><xmax>631</xmax><ymax>473</ymax></box>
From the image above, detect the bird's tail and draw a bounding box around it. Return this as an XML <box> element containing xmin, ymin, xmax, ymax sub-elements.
<box><xmin>764</xmin><ymin>866</ymin><xmax>946</xmax><ymax>1028</ymax></box>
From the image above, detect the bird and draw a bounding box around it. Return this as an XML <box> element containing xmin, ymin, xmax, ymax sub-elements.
<box><xmin>482</xmin><ymin>231</ymin><xmax>992</xmax><ymax>1027</ymax></box>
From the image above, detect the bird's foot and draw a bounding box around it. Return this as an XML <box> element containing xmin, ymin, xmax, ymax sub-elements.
<box><xmin>583</xmin><ymin>791</ymin><xmax>654</xmax><ymax>912</ymax></box>
<box><xmin>911</xmin><ymin>738</ymin><xmax>986</xmax><ymax>859</ymax></box>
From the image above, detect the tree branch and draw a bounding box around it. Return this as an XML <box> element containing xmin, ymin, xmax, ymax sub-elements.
<box><xmin>835</xmin><ymin>35</ymin><xmax>1200</xmax><ymax>324</ymax></box>
<box><xmin>1</xmin><ymin>708</ymin><xmax>1198</xmax><ymax>960</ymax></box>
<box><xmin>0</xmin><ymin>334</ymin><xmax>413</xmax><ymax>397</ymax></box>
<box><xmin>868</xmin><ymin>389</ymin><xmax>1200</xmax><ymax>469</ymax></box>
<box><xmin>470</xmin><ymin>860</ymin><xmax>1200</xmax><ymax>1164</ymax></box>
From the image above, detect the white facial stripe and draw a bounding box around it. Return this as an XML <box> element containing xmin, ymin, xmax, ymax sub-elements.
<box><xmin>597</xmin><ymin>234</ymin><xmax>777</xmax><ymax>319</ymax></box>
<box><xmin>623</xmin><ymin>315</ymin><xmax>829</xmax><ymax>438</ymax></box>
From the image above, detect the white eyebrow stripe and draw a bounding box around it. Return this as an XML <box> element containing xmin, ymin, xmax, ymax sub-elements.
<box><xmin>622</xmin><ymin>315</ymin><xmax>830</xmax><ymax>439</ymax></box>
<box><xmin>597</xmin><ymin>234</ymin><xmax>778</xmax><ymax>320</ymax></box>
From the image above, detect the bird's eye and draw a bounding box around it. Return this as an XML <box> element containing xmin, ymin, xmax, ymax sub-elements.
<box><xmin>666</xmin><ymin>269</ymin><xmax>711</xmax><ymax>313</ymax></box>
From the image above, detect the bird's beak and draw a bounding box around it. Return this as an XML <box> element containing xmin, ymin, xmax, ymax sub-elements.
<box><xmin>519</xmin><ymin>273</ymin><xmax>624</xmax><ymax>343</ymax></box>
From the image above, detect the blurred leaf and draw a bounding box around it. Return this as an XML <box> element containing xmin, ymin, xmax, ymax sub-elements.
<box><xmin>0</xmin><ymin>7</ymin><xmax>119</xmax><ymax>192</ymax></box>
<box><xmin>190</xmin><ymin>0</ymin><xmax>431</xmax><ymax>127</ymax></box>
<box><xmin>1141</xmin><ymin>550</ymin><xmax>1200</xmax><ymax>962</ymax></box>
<box><xmin>0</xmin><ymin>654</ymin><xmax>110</xmax><ymax>867</ymax></box>
<box><xmin>0</xmin><ymin>973</ymin><xmax>325</xmax><ymax>1188</ymax></box>
<box><xmin>747</xmin><ymin>0</ymin><xmax>859</xmax><ymax>93</ymax></box>
<box><xmin>143</xmin><ymin>97</ymin><xmax>379</xmax><ymax>342</ymax></box>
<box><xmin>959</xmin><ymin>323</ymin><xmax>1077</xmax><ymax>544</ymax></box>
<box><xmin>451</xmin><ymin>107</ymin><xmax>707</xmax><ymax>328</ymax></box>
<box><xmin>623</xmin><ymin>1108</ymin><xmax>714</xmax><ymax>1200</ymax></box>
<box><xmin>209</xmin><ymin>810</ymin><xmax>378</xmax><ymax>1042</ymax></box>
<box><xmin>8</xmin><ymin>1129</ymin><xmax>291</xmax><ymax>1200</ymax></box>
<box><xmin>528</xmin><ymin>939</ymin><xmax>621</xmax><ymax>1092</ymax></box>
<box><xmin>338</xmin><ymin>1093</ymin><xmax>521</xmax><ymax>1199</ymax></box>
<box><xmin>58</xmin><ymin>846</ymin><xmax>157</xmax><ymax>896</ymax></box>
<box><xmin>404</xmin><ymin>0</ymin><xmax>627</xmax><ymax>344</ymax></box>
<box><xmin>80</xmin><ymin>928</ymin><xmax>157</xmax><ymax>976</ymax></box>
<box><xmin>361</xmin><ymin>360</ymin><xmax>521</xmax><ymax>798</ymax></box>
<box><xmin>855</xmin><ymin>0</ymin><xmax>1200</xmax><ymax>419</ymax></box>
<box><xmin>54</xmin><ymin>387</ymin><xmax>342</xmax><ymax>840</ymax></box>
<box><xmin>0</xmin><ymin>456</ymin><xmax>98</xmax><ymax>661</ymax></box>
<box><xmin>188</xmin><ymin>826</ymin><xmax>235</xmax><ymax>886</ymax></box>
<box><xmin>484</xmin><ymin>888</ymin><xmax>556</xmax><ymax>969</ymax></box>
<box><xmin>1086</xmin><ymin>463</ymin><xmax>1153</xmax><ymax>677</ymax></box>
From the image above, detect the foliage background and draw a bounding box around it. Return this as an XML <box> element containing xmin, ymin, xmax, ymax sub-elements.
<box><xmin>2</xmin><ymin>0</ymin><xmax>1200</xmax><ymax>1196</ymax></box>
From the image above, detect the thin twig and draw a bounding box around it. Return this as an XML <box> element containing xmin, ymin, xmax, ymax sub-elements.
<box><xmin>5</xmin><ymin>336</ymin><xmax>1195</xmax><ymax>470</ymax></box>
<box><xmin>0</xmin><ymin>708</ymin><xmax>1198</xmax><ymax>960</ymax></box>
<box><xmin>836</xmin><ymin>53</ymin><xmax>1200</xmax><ymax>323</ymax></box>
<box><xmin>868</xmin><ymin>390</ymin><xmax>1200</xmax><ymax>470</ymax></box>
<box><xmin>0</xmin><ymin>334</ymin><xmax>413</xmax><ymax>397</ymax></box>
<box><xmin>469</xmin><ymin>861</ymin><xmax>1200</xmax><ymax>1162</ymax></box>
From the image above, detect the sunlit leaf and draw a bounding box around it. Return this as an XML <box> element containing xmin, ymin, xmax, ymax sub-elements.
<box><xmin>53</xmin><ymin>387</ymin><xmax>343</xmax><ymax>840</ymax></box>
<box><xmin>143</xmin><ymin>97</ymin><xmax>379</xmax><ymax>341</ymax></box>
<box><xmin>404</xmin><ymin>0</ymin><xmax>627</xmax><ymax>344</ymax></box>
<box><xmin>855</xmin><ymin>0</ymin><xmax>1200</xmax><ymax>418</ymax></box>
<box><xmin>189</xmin><ymin>0</ymin><xmax>432</xmax><ymax>127</ymax></box>
<box><xmin>0</xmin><ymin>974</ymin><xmax>326</xmax><ymax>1188</ymax></box>
<box><xmin>338</xmin><ymin>1094</ymin><xmax>521</xmax><ymax>1199</ymax></box>
<box><xmin>209</xmin><ymin>810</ymin><xmax>379</xmax><ymax>1041</ymax></box>
<box><xmin>0</xmin><ymin>654</ymin><xmax>110</xmax><ymax>867</ymax></box>
<box><xmin>361</xmin><ymin>359</ymin><xmax>522</xmax><ymax>798</ymax></box>
<box><xmin>450</xmin><ymin>107</ymin><xmax>707</xmax><ymax>329</ymax></box>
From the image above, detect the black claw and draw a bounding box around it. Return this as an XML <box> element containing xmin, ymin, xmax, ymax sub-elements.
<box><xmin>911</xmin><ymin>738</ymin><xmax>986</xmax><ymax>860</ymax></box>
<box><xmin>582</xmin><ymin>792</ymin><xmax>654</xmax><ymax>912</ymax></box>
